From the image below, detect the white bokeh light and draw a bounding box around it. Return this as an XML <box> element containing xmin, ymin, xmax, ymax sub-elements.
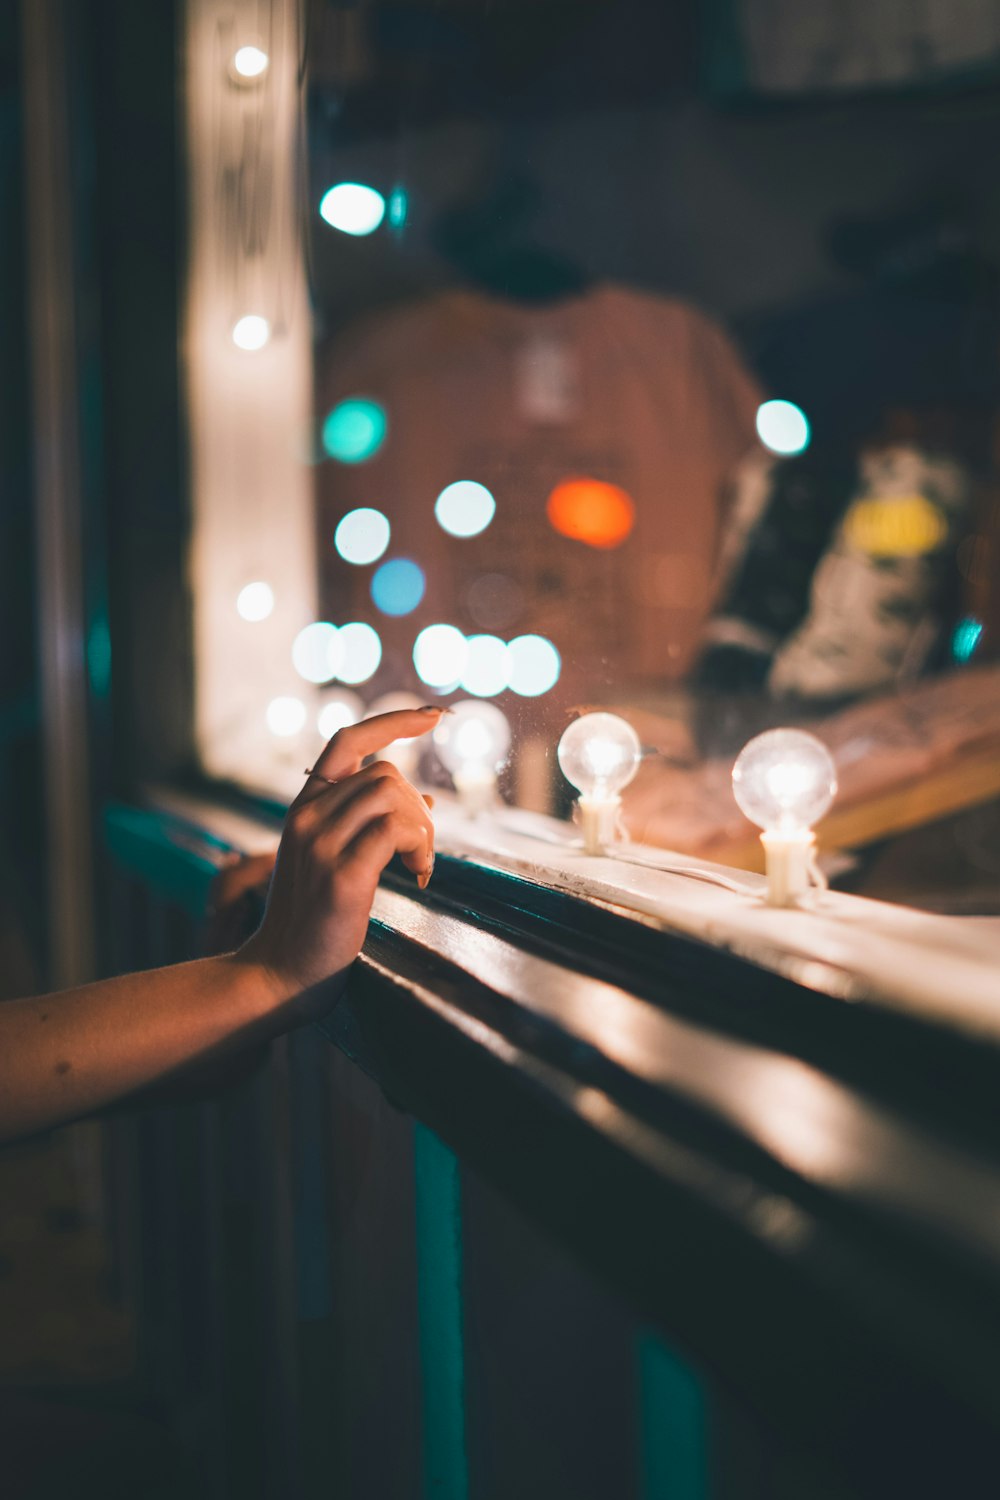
<box><xmin>236</xmin><ymin>581</ymin><xmax>274</xmax><ymax>622</ymax></box>
<box><xmin>337</xmin><ymin>622</ymin><xmax>382</xmax><ymax>684</ymax></box>
<box><xmin>317</xmin><ymin>689</ymin><xmax>364</xmax><ymax>740</ymax></box>
<box><xmin>413</xmin><ymin>624</ymin><xmax>469</xmax><ymax>688</ymax></box>
<box><xmin>460</xmin><ymin>634</ymin><xmax>510</xmax><ymax>697</ymax></box>
<box><xmin>507</xmin><ymin>634</ymin><xmax>560</xmax><ymax>697</ymax></box>
<box><xmin>434</xmin><ymin>481</ymin><xmax>496</xmax><ymax>538</ymax></box>
<box><xmin>756</xmin><ymin>400</ymin><xmax>811</xmax><ymax>456</ymax></box>
<box><xmin>434</xmin><ymin>701</ymin><xmax>511</xmax><ymax>775</ymax></box>
<box><xmin>232</xmin><ymin>44</ymin><xmax>269</xmax><ymax>78</ymax></box>
<box><xmin>334</xmin><ymin>508</ymin><xmax>391</xmax><ymax>566</ymax></box>
<box><xmin>319</xmin><ymin>183</ymin><xmax>386</xmax><ymax>237</ymax></box>
<box><xmin>292</xmin><ymin>622</ymin><xmax>342</xmax><ymax>684</ymax></box>
<box><xmin>267</xmin><ymin>696</ymin><xmax>306</xmax><ymax>738</ymax></box>
<box><xmin>232</xmin><ymin>314</ymin><xmax>270</xmax><ymax>351</ymax></box>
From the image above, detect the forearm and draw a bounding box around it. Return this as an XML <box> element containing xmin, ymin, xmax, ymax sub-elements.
<box><xmin>0</xmin><ymin>954</ymin><xmax>290</xmax><ymax>1143</ymax></box>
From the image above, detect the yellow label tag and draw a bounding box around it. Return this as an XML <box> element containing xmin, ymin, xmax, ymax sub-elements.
<box><xmin>843</xmin><ymin>494</ymin><xmax>947</xmax><ymax>557</ymax></box>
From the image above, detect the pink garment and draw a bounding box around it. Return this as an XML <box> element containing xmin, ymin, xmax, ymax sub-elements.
<box><xmin>315</xmin><ymin>284</ymin><xmax>761</xmax><ymax>709</ymax></box>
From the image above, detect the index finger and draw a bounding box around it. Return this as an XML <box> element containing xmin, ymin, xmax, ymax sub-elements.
<box><xmin>301</xmin><ymin>707</ymin><xmax>444</xmax><ymax>796</ymax></box>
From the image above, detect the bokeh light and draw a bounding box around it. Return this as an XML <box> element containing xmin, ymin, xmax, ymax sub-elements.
<box><xmin>337</xmin><ymin>622</ymin><xmax>382</xmax><ymax>684</ymax></box>
<box><xmin>844</xmin><ymin>495</ymin><xmax>947</xmax><ymax>558</ymax></box>
<box><xmin>546</xmin><ymin>477</ymin><xmax>635</xmax><ymax>549</ymax></box>
<box><xmin>319</xmin><ymin>183</ymin><xmax>386</xmax><ymax>236</ymax></box>
<box><xmin>434</xmin><ymin>481</ymin><xmax>496</xmax><ymax>538</ymax></box>
<box><xmin>388</xmin><ymin>187</ymin><xmax>408</xmax><ymax>228</ymax></box>
<box><xmin>232</xmin><ymin>45</ymin><xmax>269</xmax><ymax>78</ymax></box>
<box><xmin>434</xmin><ymin>701</ymin><xmax>511</xmax><ymax>775</ymax></box>
<box><xmin>756</xmin><ymin>400</ymin><xmax>811</xmax><ymax>456</ymax></box>
<box><xmin>334</xmin><ymin>508</ymin><xmax>391</xmax><ymax>565</ymax></box>
<box><xmin>413</xmin><ymin>623</ymin><xmax>468</xmax><ymax>688</ymax></box>
<box><xmin>371</xmin><ymin>558</ymin><xmax>426</xmax><ymax>617</ymax></box>
<box><xmin>953</xmin><ymin>616</ymin><xmax>983</xmax><ymax>663</ymax></box>
<box><xmin>292</xmin><ymin>622</ymin><xmax>341</xmax><ymax>684</ymax></box>
<box><xmin>508</xmin><ymin>634</ymin><xmax>561</xmax><ymax>697</ymax></box>
<box><xmin>460</xmin><ymin>634</ymin><xmax>510</xmax><ymax>697</ymax></box>
<box><xmin>232</xmin><ymin>314</ymin><xmax>270</xmax><ymax>351</ymax></box>
<box><xmin>322</xmin><ymin>398</ymin><xmax>387</xmax><ymax>464</ymax></box>
<box><xmin>317</xmin><ymin>690</ymin><xmax>364</xmax><ymax>740</ymax></box>
<box><xmin>267</xmin><ymin>696</ymin><xmax>306</xmax><ymax>737</ymax></box>
<box><xmin>237</xmin><ymin>581</ymin><xmax>274</xmax><ymax>621</ymax></box>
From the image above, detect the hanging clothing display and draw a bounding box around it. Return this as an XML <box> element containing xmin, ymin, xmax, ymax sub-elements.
<box><xmin>315</xmin><ymin>283</ymin><xmax>761</xmax><ymax>704</ymax></box>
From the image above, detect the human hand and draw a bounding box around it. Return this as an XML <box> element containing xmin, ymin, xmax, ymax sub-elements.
<box><xmin>202</xmin><ymin>850</ymin><xmax>277</xmax><ymax>956</ymax></box>
<box><xmin>240</xmin><ymin>707</ymin><xmax>441</xmax><ymax>1010</ymax></box>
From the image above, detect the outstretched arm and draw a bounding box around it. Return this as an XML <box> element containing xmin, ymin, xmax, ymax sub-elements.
<box><xmin>0</xmin><ymin>708</ymin><xmax>441</xmax><ymax>1144</ymax></box>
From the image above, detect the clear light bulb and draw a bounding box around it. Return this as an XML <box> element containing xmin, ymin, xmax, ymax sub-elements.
<box><xmin>434</xmin><ymin>700</ymin><xmax>511</xmax><ymax>815</ymax></box>
<box><xmin>367</xmin><ymin>691</ymin><xmax>426</xmax><ymax>776</ymax></box>
<box><xmin>732</xmin><ymin>729</ymin><xmax>837</xmax><ymax>906</ymax></box>
<box><xmin>557</xmin><ymin>713</ymin><xmax>641</xmax><ymax>853</ymax></box>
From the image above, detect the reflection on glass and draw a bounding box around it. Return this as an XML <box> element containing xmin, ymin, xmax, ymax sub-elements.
<box><xmin>319</xmin><ymin>183</ymin><xmax>386</xmax><ymax>236</ymax></box>
<box><xmin>371</xmin><ymin>558</ymin><xmax>426</xmax><ymax>617</ymax></box>
<box><xmin>953</xmin><ymin>617</ymin><xmax>983</xmax><ymax>663</ymax></box>
<box><xmin>317</xmin><ymin>689</ymin><xmax>364</xmax><ymax>740</ymax></box>
<box><xmin>236</xmin><ymin>581</ymin><xmax>274</xmax><ymax>622</ymax></box>
<box><xmin>188</xmin><ymin>0</ymin><xmax>1000</xmax><ymax>916</ymax></box>
<box><xmin>546</xmin><ymin>478</ymin><xmax>635</xmax><ymax>549</ymax></box>
<box><xmin>292</xmin><ymin>621</ymin><xmax>341</xmax><ymax>684</ymax></box>
<box><xmin>231</xmin><ymin>314</ymin><xmax>270</xmax><ymax>351</ymax></box>
<box><xmin>334</xmin><ymin>508</ymin><xmax>390</xmax><ymax>565</ymax></box>
<box><xmin>267</xmin><ymin>696</ymin><xmax>306</xmax><ymax>737</ymax></box>
<box><xmin>755</xmin><ymin>399</ymin><xmax>811</xmax><ymax>456</ymax></box>
<box><xmin>460</xmin><ymin>634</ymin><xmax>510</xmax><ymax>698</ymax></box>
<box><xmin>435</xmin><ymin>701</ymin><xmax>511</xmax><ymax>813</ymax></box>
<box><xmin>322</xmin><ymin>400</ymin><xmax>387</xmax><ymax>463</ymax></box>
<box><xmin>336</xmin><ymin>622</ymin><xmax>382</xmax><ymax>684</ymax></box>
<box><xmin>507</xmin><ymin>635</ymin><xmax>561</xmax><ymax>698</ymax></box>
<box><xmin>413</xmin><ymin>624</ymin><xmax>468</xmax><ymax>689</ymax></box>
<box><xmin>434</xmin><ymin>481</ymin><xmax>496</xmax><ymax>538</ymax></box>
<box><xmin>231</xmin><ymin>45</ymin><xmax>269</xmax><ymax>81</ymax></box>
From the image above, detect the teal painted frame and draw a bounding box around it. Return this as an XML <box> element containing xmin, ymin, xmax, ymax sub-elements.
<box><xmin>414</xmin><ymin>1123</ymin><xmax>470</xmax><ymax>1500</ymax></box>
<box><xmin>638</xmin><ymin>1332</ymin><xmax>709</xmax><ymax>1500</ymax></box>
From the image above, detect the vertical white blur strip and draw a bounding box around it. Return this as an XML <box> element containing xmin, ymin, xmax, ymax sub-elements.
<box><xmin>183</xmin><ymin>0</ymin><xmax>316</xmax><ymax>788</ymax></box>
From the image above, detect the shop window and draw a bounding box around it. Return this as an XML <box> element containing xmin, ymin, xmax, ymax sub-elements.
<box><xmin>182</xmin><ymin>0</ymin><xmax>1000</xmax><ymax>920</ymax></box>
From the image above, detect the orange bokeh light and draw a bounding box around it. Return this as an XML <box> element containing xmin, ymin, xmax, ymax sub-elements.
<box><xmin>546</xmin><ymin>477</ymin><xmax>636</xmax><ymax>550</ymax></box>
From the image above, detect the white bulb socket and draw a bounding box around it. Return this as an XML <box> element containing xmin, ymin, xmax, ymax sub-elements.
<box><xmin>577</xmin><ymin>796</ymin><xmax>622</xmax><ymax>856</ymax></box>
<box><xmin>732</xmin><ymin>729</ymin><xmax>837</xmax><ymax>907</ymax></box>
<box><xmin>557</xmin><ymin>712</ymin><xmax>641</xmax><ymax>855</ymax></box>
<box><xmin>434</xmin><ymin>700</ymin><xmax>510</xmax><ymax>818</ymax></box>
<box><xmin>453</xmin><ymin>765</ymin><xmax>498</xmax><ymax>816</ymax></box>
<box><xmin>760</xmin><ymin>829</ymin><xmax>816</xmax><ymax>907</ymax></box>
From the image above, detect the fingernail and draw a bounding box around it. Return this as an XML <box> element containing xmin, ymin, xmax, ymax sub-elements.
<box><xmin>417</xmin><ymin>855</ymin><xmax>434</xmax><ymax>889</ymax></box>
<box><xmin>419</xmin><ymin>705</ymin><xmax>446</xmax><ymax>714</ymax></box>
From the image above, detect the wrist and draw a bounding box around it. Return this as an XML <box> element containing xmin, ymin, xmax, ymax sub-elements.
<box><xmin>222</xmin><ymin>941</ymin><xmax>301</xmax><ymax>1018</ymax></box>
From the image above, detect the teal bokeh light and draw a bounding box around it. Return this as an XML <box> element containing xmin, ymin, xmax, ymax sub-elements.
<box><xmin>322</xmin><ymin>398</ymin><xmax>387</xmax><ymax>464</ymax></box>
<box><xmin>952</xmin><ymin>616</ymin><xmax>983</xmax><ymax>662</ymax></box>
<box><xmin>371</xmin><ymin>558</ymin><xmax>425</xmax><ymax>617</ymax></box>
<box><xmin>756</xmin><ymin>399</ymin><xmax>811</xmax><ymax>457</ymax></box>
<box><xmin>319</xmin><ymin>183</ymin><xmax>386</xmax><ymax>236</ymax></box>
